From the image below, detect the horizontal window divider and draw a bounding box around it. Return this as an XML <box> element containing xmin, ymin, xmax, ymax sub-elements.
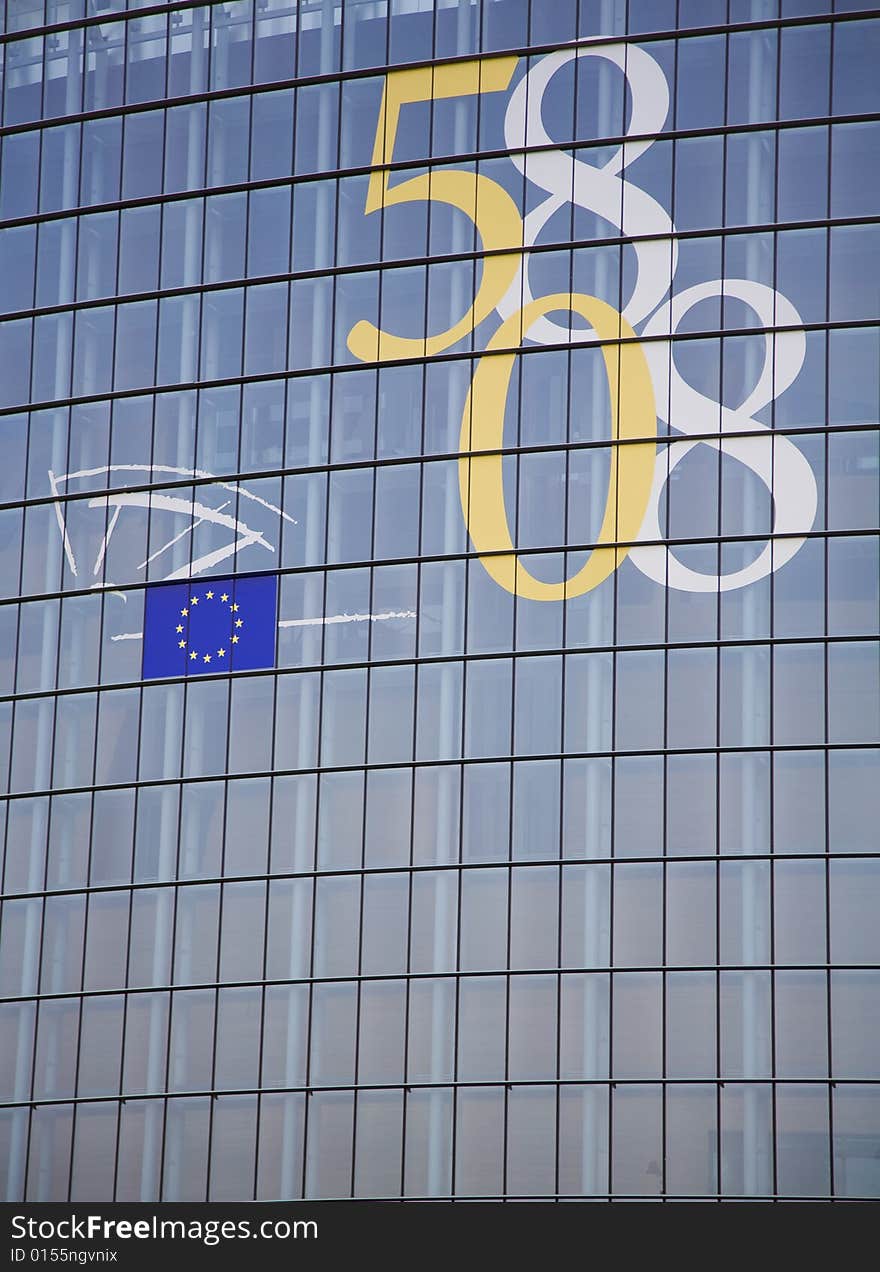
<box><xmin>2</xmin><ymin>624</ymin><xmax>880</xmax><ymax>708</ymax></box>
<box><xmin>3</xmin><ymin>523</ymin><xmax>879</xmax><ymax>613</ymax></box>
<box><xmin>1</xmin><ymin>847</ymin><xmax>876</xmax><ymax>905</ymax></box>
<box><xmin>2</xmin><ymin>739</ymin><xmax>877</xmax><ymax>806</ymax></box>
<box><xmin>0</xmin><ymin>960</ymin><xmax>874</xmax><ymax>1007</ymax></box>
<box><xmin>5</xmin><ymin>416</ymin><xmax>879</xmax><ymax>519</ymax></box>
<box><xmin>3</xmin><ymin>116</ymin><xmax>880</xmax><ymax>234</ymax></box>
<box><xmin>2</xmin><ymin>210</ymin><xmax>879</xmax><ymax>324</ymax></box>
<box><xmin>0</xmin><ymin>316</ymin><xmax>878</xmax><ymax>425</ymax></box>
<box><xmin>0</xmin><ymin>1075</ymin><xmax>872</xmax><ymax>1116</ymax></box>
<box><xmin>2</xmin><ymin>5</ymin><xmax>879</xmax><ymax>122</ymax></box>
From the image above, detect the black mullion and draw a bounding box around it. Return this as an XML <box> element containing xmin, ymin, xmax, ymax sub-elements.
<box><xmin>555</xmin><ymin>21</ymin><xmax>579</xmax><ymax>1195</ymax></box>
<box><xmin>5</xmin><ymin>734</ymin><xmax>880</xmax><ymax>816</ymax></box>
<box><xmin>64</xmin><ymin>721</ymin><xmax>101</xmax><ymax>1201</ymax></box>
<box><xmin>823</xmin><ymin>11</ymin><xmax>838</xmax><ymax>1202</ymax></box>
<box><xmin>203</xmin><ymin>12</ymin><xmax>256</xmax><ymax>1199</ymax></box>
<box><xmin>4</xmin><ymin>841</ymin><xmax>879</xmax><ymax>909</ymax></box>
<box><xmin>253</xmin><ymin>19</ymin><xmax>295</xmax><ymax>1199</ymax></box>
<box><xmin>662</xmin><ymin>0</ymin><xmax>683</xmax><ymax>1182</ymax></box>
<box><xmin>299</xmin><ymin>16</ymin><xmax>339</xmax><ymax>1192</ymax></box>
<box><xmin>4</xmin><ymin>618</ymin><xmax>880</xmax><ymax>716</ymax></box>
<box><xmin>9</xmin><ymin>1072</ymin><xmax>876</xmax><ymax>1116</ymax></box>
<box><xmin>3</xmin><ymin>310</ymin><xmax>880</xmax><ymax>437</ymax></box>
<box><xmin>400</xmin><ymin>21</ymin><xmax>430</xmax><ymax>1189</ymax></box>
<box><xmin>112</xmin><ymin>89</ymin><xmax>169</xmax><ymax>1199</ymax></box>
<box><xmin>56</xmin><ymin>110</ymin><xmax>106</xmax><ymax>1190</ymax></box>
<box><xmin>715</xmin><ymin>0</ymin><xmax>728</xmax><ymax>1187</ymax></box>
<box><xmin>16</xmin><ymin>70</ymin><xmax>80</xmax><ymax>1198</ymax></box>
<box><xmin>5</xmin><ymin>8</ymin><xmax>880</xmax><ymax>127</ymax></box>
<box><xmin>13</xmin><ymin>955</ymin><xmax>880</xmax><ymax>1007</ymax></box>
<box><xmin>6</xmin><ymin>183</ymin><xmax>880</xmax><ymax>288</ymax></box>
<box><xmin>714</xmin><ymin>8</ymin><xmax>731</xmax><ymax>1203</ymax></box>
<box><xmin>155</xmin><ymin>90</ymin><xmax>212</xmax><ymax>1193</ymax></box>
<box><xmin>11</xmin><ymin>404</ymin><xmax>879</xmax><ymax>525</ymax></box>
<box><xmin>767</xmin><ymin>10</ymin><xmax>787</xmax><ymax>1203</ymax></box>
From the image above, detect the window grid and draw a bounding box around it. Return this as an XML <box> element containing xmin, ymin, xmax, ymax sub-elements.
<box><xmin>1</xmin><ymin>1</ymin><xmax>878</xmax><ymax>1202</ymax></box>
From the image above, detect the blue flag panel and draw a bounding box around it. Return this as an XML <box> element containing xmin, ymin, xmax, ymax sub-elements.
<box><xmin>142</xmin><ymin>574</ymin><xmax>278</xmax><ymax>680</ymax></box>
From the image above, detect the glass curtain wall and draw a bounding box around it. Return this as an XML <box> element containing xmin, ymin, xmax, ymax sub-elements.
<box><xmin>0</xmin><ymin>0</ymin><xmax>878</xmax><ymax>1201</ymax></box>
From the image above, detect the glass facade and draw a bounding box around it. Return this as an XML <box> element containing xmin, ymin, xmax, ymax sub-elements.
<box><xmin>0</xmin><ymin>0</ymin><xmax>878</xmax><ymax>1201</ymax></box>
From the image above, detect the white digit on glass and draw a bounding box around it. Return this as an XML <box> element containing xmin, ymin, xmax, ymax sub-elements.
<box><xmin>498</xmin><ymin>45</ymin><xmax>818</xmax><ymax>592</ymax></box>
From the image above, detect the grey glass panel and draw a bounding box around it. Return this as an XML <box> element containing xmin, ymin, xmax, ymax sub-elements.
<box><xmin>316</xmin><ymin>769</ymin><xmax>364</xmax><ymax>870</ymax></box>
<box><xmin>455</xmin><ymin>1087</ymin><xmax>504</xmax><ymax>1199</ymax></box>
<box><xmin>77</xmin><ymin>995</ymin><xmax>124</xmax><ymax>1096</ymax></box>
<box><xmin>461</xmin><ymin>763</ymin><xmax>509</xmax><ymax>863</ymax></box>
<box><xmin>773</xmin><ymin>751</ymin><xmax>825</xmax><ymax>855</ymax></box>
<box><xmin>833</xmin><ymin>1085</ymin><xmax>880</xmax><ymax>1199</ymax></box>
<box><xmin>310</xmin><ymin>984</ymin><xmax>357</xmax><ymax>1087</ymax></box>
<box><xmin>720</xmin><ymin>1084</ymin><xmax>773</xmax><ymax>1197</ymax></box>
<box><xmin>613</xmin><ymin>863</ymin><xmax>662</xmax><ymax>968</ymax></box>
<box><xmin>831</xmin><ymin>971</ymin><xmax>880</xmax><ymax>1079</ymax></box>
<box><xmin>214</xmin><ymin>987</ymin><xmax>261</xmax><ymax>1090</ymax></box>
<box><xmin>613</xmin><ymin>973</ymin><xmax>661</xmax><ymax>1080</ymax></box>
<box><xmin>667</xmin><ymin>862</ymin><xmax>716</xmax><ymax>966</ymax></box>
<box><xmin>774</xmin><ymin>859</ymin><xmax>827</xmax><ymax>965</ymax></box>
<box><xmin>668</xmin><ymin>973</ymin><xmax>716</xmax><ymax>1080</ymax></box>
<box><xmin>459</xmin><ymin>869</ymin><xmax>507</xmax><ymax>972</ymax></box>
<box><xmin>510</xmin><ymin>865</ymin><xmax>558</xmax><ymax>971</ymax></box>
<box><xmin>830</xmin><ymin>860</ymin><xmax>880</xmax><ymax>964</ymax></box>
<box><xmin>358</xmin><ymin>980</ymin><xmax>406</xmax><ymax>1085</ymax></box>
<box><xmin>508</xmin><ymin>976</ymin><xmax>557</xmax><ymax>1081</ymax></box>
<box><xmin>209</xmin><ymin>1094</ymin><xmax>257</xmax><ymax>1202</ymax></box>
<box><xmin>361</xmin><ymin>872</ymin><xmax>408</xmax><ymax>976</ymax></box>
<box><xmin>256</xmin><ymin>1092</ymin><xmax>305</xmax><ymax>1200</ymax></box>
<box><xmin>611</xmin><ymin>1085</ymin><xmax>662</xmax><ymax>1197</ymax></box>
<box><xmin>458</xmin><ymin>977</ymin><xmax>505</xmax><ymax>1082</ymax></box>
<box><xmin>162</xmin><ymin>1096</ymin><xmax>210</xmax><ymax>1201</ymax></box>
<box><xmin>775</xmin><ymin>971</ymin><xmax>828</xmax><ymax>1080</ymax></box>
<box><xmin>776</xmin><ymin>1085</ymin><xmax>831</xmax><ymax>1199</ymax></box>
<box><xmin>33</xmin><ymin>997</ymin><xmax>79</xmax><ymax>1100</ymax></box>
<box><xmin>407</xmin><ymin>978</ymin><xmax>455</xmax><ymax>1085</ymax></box>
<box><xmin>262</xmin><ymin>984</ymin><xmax>309</xmax><ymax>1091</ymax></box>
<box><xmin>666</xmin><ymin>1085</ymin><xmax>718</xmax><ymax>1198</ymax></box>
<box><xmin>353</xmin><ymin>1090</ymin><xmax>403</xmax><ymax>1199</ymax></box>
<box><xmin>313</xmin><ymin>875</ymin><xmax>360</xmax><ymax>978</ymax></box>
<box><xmin>82</xmin><ymin>890</ymin><xmax>129</xmax><ymax>987</ymax></box>
<box><xmin>26</xmin><ymin>1105</ymin><xmax>73</xmax><ymax>1202</ymax></box>
<box><xmin>720</xmin><ymin>971</ymin><xmax>772</xmax><ymax>1079</ymax></box>
<box><xmin>403</xmin><ymin>1087</ymin><xmax>453</xmax><ymax>1199</ymax></box>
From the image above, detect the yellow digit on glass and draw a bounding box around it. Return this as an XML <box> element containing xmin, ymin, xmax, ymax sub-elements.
<box><xmin>347</xmin><ymin>56</ymin><xmax>524</xmax><ymax>363</ymax></box>
<box><xmin>459</xmin><ymin>294</ymin><xmax>657</xmax><ymax>601</ymax></box>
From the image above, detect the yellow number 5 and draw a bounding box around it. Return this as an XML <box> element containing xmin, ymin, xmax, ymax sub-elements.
<box><xmin>346</xmin><ymin>57</ymin><xmax>524</xmax><ymax>363</ymax></box>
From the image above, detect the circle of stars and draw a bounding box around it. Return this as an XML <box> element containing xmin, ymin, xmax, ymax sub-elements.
<box><xmin>175</xmin><ymin>588</ymin><xmax>244</xmax><ymax>666</ymax></box>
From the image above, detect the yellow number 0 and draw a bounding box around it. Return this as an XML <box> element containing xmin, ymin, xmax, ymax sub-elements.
<box><xmin>459</xmin><ymin>295</ymin><xmax>656</xmax><ymax>600</ymax></box>
<box><xmin>348</xmin><ymin>58</ymin><xmax>658</xmax><ymax>601</ymax></box>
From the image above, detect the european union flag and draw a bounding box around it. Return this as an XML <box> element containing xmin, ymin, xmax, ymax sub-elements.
<box><xmin>142</xmin><ymin>573</ymin><xmax>278</xmax><ymax>680</ymax></box>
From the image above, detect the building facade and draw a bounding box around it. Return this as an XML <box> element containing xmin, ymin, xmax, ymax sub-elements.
<box><xmin>0</xmin><ymin>0</ymin><xmax>878</xmax><ymax>1201</ymax></box>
